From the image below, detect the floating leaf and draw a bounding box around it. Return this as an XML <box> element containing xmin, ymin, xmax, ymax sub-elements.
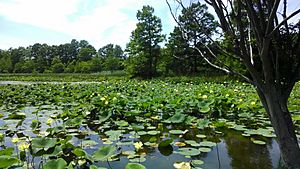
<box><xmin>0</xmin><ymin>156</ymin><xmax>19</xmax><ymax>168</ymax></box>
<box><xmin>129</xmin><ymin>157</ymin><xmax>146</xmax><ymax>163</ymax></box>
<box><xmin>90</xmin><ymin>165</ymin><xmax>108</xmax><ymax>169</ymax></box>
<box><xmin>199</xmin><ymin>147</ymin><xmax>211</xmax><ymax>152</ymax></box>
<box><xmin>196</xmin><ymin>134</ymin><xmax>206</xmax><ymax>139</ymax></box>
<box><xmin>0</xmin><ymin>147</ymin><xmax>14</xmax><ymax>156</ymax></box>
<box><xmin>252</xmin><ymin>140</ymin><xmax>266</xmax><ymax>145</ymax></box>
<box><xmin>43</xmin><ymin>158</ymin><xmax>67</xmax><ymax>169</ymax></box>
<box><xmin>93</xmin><ymin>145</ymin><xmax>116</xmax><ymax>161</ymax></box>
<box><xmin>191</xmin><ymin>160</ymin><xmax>204</xmax><ymax>166</ymax></box>
<box><xmin>159</xmin><ymin>139</ymin><xmax>173</xmax><ymax>147</ymax></box>
<box><xmin>32</xmin><ymin>137</ymin><xmax>56</xmax><ymax>150</ymax></box>
<box><xmin>175</xmin><ymin>147</ymin><xmax>201</xmax><ymax>156</ymax></box>
<box><xmin>167</xmin><ymin>113</ymin><xmax>186</xmax><ymax>123</ymax></box>
<box><xmin>199</xmin><ymin>141</ymin><xmax>216</xmax><ymax>147</ymax></box>
<box><xmin>99</xmin><ymin>111</ymin><xmax>112</xmax><ymax>123</ymax></box>
<box><xmin>169</xmin><ymin>130</ymin><xmax>185</xmax><ymax>135</ymax></box>
<box><xmin>147</xmin><ymin>130</ymin><xmax>160</xmax><ymax>135</ymax></box>
<box><xmin>125</xmin><ymin>163</ymin><xmax>146</xmax><ymax>169</ymax></box>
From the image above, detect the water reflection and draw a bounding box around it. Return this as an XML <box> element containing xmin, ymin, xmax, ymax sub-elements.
<box><xmin>223</xmin><ymin>130</ymin><xmax>274</xmax><ymax>169</ymax></box>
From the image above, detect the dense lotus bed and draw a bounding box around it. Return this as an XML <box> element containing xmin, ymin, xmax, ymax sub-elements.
<box><xmin>0</xmin><ymin>79</ymin><xmax>299</xmax><ymax>169</ymax></box>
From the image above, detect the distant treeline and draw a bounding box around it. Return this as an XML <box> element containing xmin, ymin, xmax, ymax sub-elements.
<box><xmin>0</xmin><ymin>3</ymin><xmax>244</xmax><ymax>77</ymax></box>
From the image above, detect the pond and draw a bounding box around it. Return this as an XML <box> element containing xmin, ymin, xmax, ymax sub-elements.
<box><xmin>0</xmin><ymin>81</ymin><xmax>299</xmax><ymax>169</ymax></box>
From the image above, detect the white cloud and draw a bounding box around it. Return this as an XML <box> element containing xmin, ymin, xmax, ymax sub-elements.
<box><xmin>0</xmin><ymin>0</ymin><xmax>176</xmax><ymax>49</ymax></box>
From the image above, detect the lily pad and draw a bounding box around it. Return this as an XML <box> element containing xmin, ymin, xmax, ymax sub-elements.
<box><xmin>252</xmin><ymin>140</ymin><xmax>266</xmax><ymax>145</ymax></box>
<box><xmin>159</xmin><ymin>139</ymin><xmax>173</xmax><ymax>147</ymax></box>
<box><xmin>125</xmin><ymin>163</ymin><xmax>146</xmax><ymax>169</ymax></box>
<box><xmin>199</xmin><ymin>147</ymin><xmax>211</xmax><ymax>152</ymax></box>
<box><xmin>147</xmin><ymin>130</ymin><xmax>160</xmax><ymax>135</ymax></box>
<box><xmin>167</xmin><ymin>113</ymin><xmax>186</xmax><ymax>123</ymax></box>
<box><xmin>191</xmin><ymin>159</ymin><xmax>204</xmax><ymax>165</ymax></box>
<box><xmin>169</xmin><ymin>130</ymin><xmax>185</xmax><ymax>135</ymax></box>
<box><xmin>43</xmin><ymin>158</ymin><xmax>67</xmax><ymax>169</ymax></box>
<box><xmin>32</xmin><ymin>137</ymin><xmax>56</xmax><ymax>150</ymax></box>
<box><xmin>196</xmin><ymin>134</ymin><xmax>206</xmax><ymax>139</ymax></box>
<box><xmin>0</xmin><ymin>156</ymin><xmax>19</xmax><ymax>168</ymax></box>
<box><xmin>175</xmin><ymin>147</ymin><xmax>201</xmax><ymax>156</ymax></box>
<box><xmin>199</xmin><ymin>141</ymin><xmax>216</xmax><ymax>147</ymax></box>
<box><xmin>93</xmin><ymin>145</ymin><xmax>116</xmax><ymax>161</ymax></box>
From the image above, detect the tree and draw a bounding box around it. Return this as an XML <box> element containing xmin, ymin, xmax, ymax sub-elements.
<box><xmin>163</xmin><ymin>2</ymin><xmax>218</xmax><ymax>75</ymax></box>
<box><xmin>0</xmin><ymin>50</ymin><xmax>12</xmax><ymax>73</ymax></box>
<box><xmin>78</xmin><ymin>47</ymin><xmax>96</xmax><ymax>61</ymax></box>
<box><xmin>9</xmin><ymin>47</ymin><xmax>27</xmax><ymax>72</ymax></box>
<box><xmin>126</xmin><ymin>5</ymin><xmax>165</xmax><ymax>77</ymax></box>
<box><xmin>50</xmin><ymin>56</ymin><xmax>64</xmax><ymax>73</ymax></box>
<box><xmin>98</xmin><ymin>44</ymin><xmax>125</xmax><ymax>71</ymax></box>
<box><xmin>167</xmin><ymin>0</ymin><xmax>300</xmax><ymax>167</ymax></box>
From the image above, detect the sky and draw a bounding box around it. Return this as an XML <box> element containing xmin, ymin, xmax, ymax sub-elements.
<box><xmin>0</xmin><ymin>0</ymin><xmax>177</xmax><ymax>50</ymax></box>
<box><xmin>0</xmin><ymin>0</ymin><xmax>299</xmax><ymax>51</ymax></box>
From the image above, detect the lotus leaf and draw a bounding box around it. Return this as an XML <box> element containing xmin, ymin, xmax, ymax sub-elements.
<box><xmin>125</xmin><ymin>163</ymin><xmax>146</xmax><ymax>169</ymax></box>
<box><xmin>43</xmin><ymin>158</ymin><xmax>67</xmax><ymax>169</ymax></box>
<box><xmin>93</xmin><ymin>145</ymin><xmax>116</xmax><ymax>161</ymax></box>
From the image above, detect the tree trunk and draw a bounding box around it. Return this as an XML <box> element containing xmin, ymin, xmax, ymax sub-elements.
<box><xmin>258</xmin><ymin>86</ymin><xmax>300</xmax><ymax>169</ymax></box>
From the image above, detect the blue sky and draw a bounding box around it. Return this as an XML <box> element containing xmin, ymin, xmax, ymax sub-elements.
<box><xmin>0</xmin><ymin>0</ymin><xmax>299</xmax><ymax>50</ymax></box>
<box><xmin>0</xmin><ymin>0</ymin><xmax>177</xmax><ymax>50</ymax></box>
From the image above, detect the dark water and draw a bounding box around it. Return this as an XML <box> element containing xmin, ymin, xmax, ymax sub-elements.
<box><xmin>0</xmin><ymin>107</ymin><xmax>284</xmax><ymax>169</ymax></box>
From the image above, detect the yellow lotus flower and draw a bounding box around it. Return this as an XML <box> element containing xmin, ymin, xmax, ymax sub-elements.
<box><xmin>47</xmin><ymin>118</ymin><xmax>53</xmax><ymax>125</ymax></box>
<box><xmin>173</xmin><ymin>162</ymin><xmax>191</xmax><ymax>169</ymax></box>
<box><xmin>12</xmin><ymin>137</ymin><xmax>19</xmax><ymax>143</ymax></box>
<box><xmin>105</xmin><ymin>101</ymin><xmax>109</xmax><ymax>105</ymax></box>
<box><xmin>251</xmin><ymin>101</ymin><xmax>256</xmax><ymax>105</ymax></box>
<box><xmin>134</xmin><ymin>141</ymin><xmax>143</xmax><ymax>150</ymax></box>
<box><xmin>202</xmin><ymin>95</ymin><xmax>208</xmax><ymax>99</ymax></box>
<box><xmin>18</xmin><ymin>142</ymin><xmax>29</xmax><ymax>151</ymax></box>
<box><xmin>100</xmin><ymin>97</ymin><xmax>106</xmax><ymax>101</ymax></box>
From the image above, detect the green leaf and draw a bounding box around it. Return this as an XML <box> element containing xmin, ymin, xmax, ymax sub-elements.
<box><xmin>43</xmin><ymin>158</ymin><xmax>67</xmax><ymax>169</ymax></box>
<box><xmin>125</xmin><ymin>163</ymin><xmax>146</xmax><ymax>169</ymax></box>
<box><xmin>93</xmin><ymin>145</ymin><xmax>116</xmax><ymax>161</ymax></box>
<box><xmin>199</xmin><ymin>141</ymin><xmax>216</xmax><ymax>147</ymax></box>
<box><xmin>0</xmin><ymin>156</ymin><xmax>19</xmax><ymax>168</ymax></box>
<box><xmin>169</xmin><ymin>129</ymin><xmax>185</xmax><ymax>135</ymax></box>
<box><xmin>0</xmin><ymin>147</ymin><xmax>14</xmax><ymax>156</ymax></box>
<box><xmin>90</xmin><ymin>165</ymin><xmax>107</xmax><ymax>169</ymax></box>
<box><xmin>199</xmin><ymin>106</ymin><xmax>210</xmax><ymax>113</ymax></box>
<box><xmin>167</xmin><ymin>113</ymin><xmax>186</xmax><ymax>123</ymax></box>
<box><xmin>32</xmin><ymin>137</ymin><xmax>56</xmax><ymax>150</ymax></box>
<box><xmin>158</xmin><ymin>139</ymin><xmax>173</xmax><ymax>147</ymax></box>
<box><xmin>199</xmin><ymin>147</ymin><xmax>211</xmax><ymax>152</ymax></box>
<box><xmin>252</xmin><ymin>140</ymin><xmax>266</xmax><ymax>145</ymax></box>
<box><xmin>175</xmin><ymin>147</ymin><xmax>201</xmax><ymax>156</ymax></box>
<box><xmin>99</xmin><ymin>111</ymin><xmax>112</xmax><ymax>123</ymax></box>
<box><xmin>191</xmin><ymin>159</ymin><xmax>204</xmax><ymax>166</ymax></box>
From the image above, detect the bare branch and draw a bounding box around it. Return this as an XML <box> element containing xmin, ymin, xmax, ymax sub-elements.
<box><xmin>265</xmin><ymin>0</ymin><xmax>281</xmax><ymax>35</ymax></box>
<box><xmin>283</xmin><ymin>0</ymin><xmax>290</xmax><ymax>34</ymax></box>
<box><xmin>194</xmin><ymin>45</ymin><xmax>254</xmax><ymax>84</ymax></box>
<box><xmin>269</xmin><ymin>8</ymin><xmax>300</xmax><ymax>36</ymax></box>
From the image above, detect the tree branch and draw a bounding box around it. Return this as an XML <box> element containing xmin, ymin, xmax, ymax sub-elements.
<box><xmin>269</xmin><ymin>8</ymin><xmax>300</xmax><ymax>37</ymax></box>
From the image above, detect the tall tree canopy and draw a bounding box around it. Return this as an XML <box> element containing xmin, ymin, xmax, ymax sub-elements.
<box><xmin>163</xmin><ymin>2</ymin><xmax>218</xmax><ymax>75</ymax></box>
<box><xmin>126</xmin><ymin>5</ymin><xmax>165</xmax><ymax>77</ymax></box>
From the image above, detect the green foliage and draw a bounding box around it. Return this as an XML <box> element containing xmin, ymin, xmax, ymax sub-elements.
<box><xmin>0</xmin><ymin>77</ymin><xmax>299</xmax><ymax>168</ymax></box>
<box><xmin>93</xmin><ymin>145</ymin><xmax>116</xmax><ymax>161</ymax></box>
<box><xmin>43</xmin><ymin>158</ymin><xmax>67</xmax><ymax>169</ymax></box>
<box><xmin>50</xmin><ymin>56</ymin><xmax>65</xmax><ymax>73</ymax></box>
<box><xmin>126</xmin><ymin>5</ymin><xmax>165</xmax><ymax>77</ymax></box>
<box><xmin>160</xmin><ymin>2</ymin><xmax>218</xmax><ymax>75</ymax></box>
<box><xmin>0</xmin><ymin>40</ymin><xmax>125</xmax><ymax>74</ymax></box>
